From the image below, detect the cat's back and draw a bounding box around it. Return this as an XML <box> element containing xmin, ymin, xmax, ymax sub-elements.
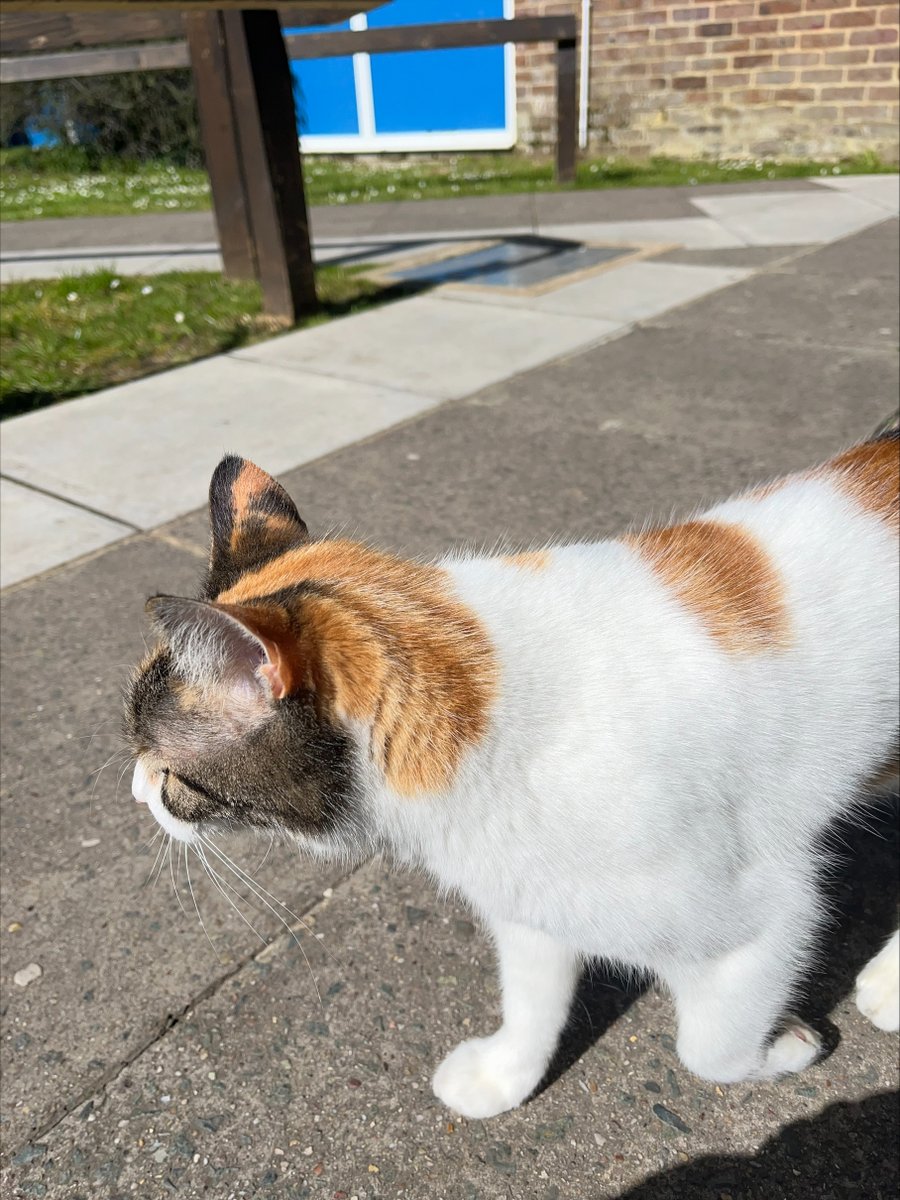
<box><xmin>444</xmin><ymin>435</ymin><xmax>898</xmax><ymax>814</ymax></box>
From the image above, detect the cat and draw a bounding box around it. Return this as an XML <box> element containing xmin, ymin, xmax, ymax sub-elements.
<box><xmin>127</xmin><ymin>434</ymin><xmax>899</xmax><ymax>1120</ymax></box>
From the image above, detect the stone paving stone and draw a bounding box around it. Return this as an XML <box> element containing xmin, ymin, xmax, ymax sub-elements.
<box><xmin>538</xmin><ymin>217</ymin><xmax>746</xmax><ymax>249</ymax></box>
<box><xmin>692</xmin><ymin>189</ymin><xmax>890</xmax><ymax>246</ymax></box>
<box><xmin>654</xmin><ymin>245</ymin><xmax>807</xmax><ymax>268</ymax></box>
<box><xmin>0</xmin><ymin>480</ymin><xmax>133</xmax><ymax>588</ymax></box>
<box><xmin>647</xmin><ymin>244</ymin><xmax>899</xmax><ymax>352</ymax></box>
<box><xmin>529</xmin><ymin>261</ymin><xmax>752</xmax><ymax>322</ymax></box>
<box><xmin>232</xmin><ymin>294</ymin><xmax>621</xmax><ymax>401</ymax></box>
<box><xmin>812</xmin><ymin>173</ymin><xmax>900</xmax><ymax>214</ymax></box>
<box><xmin>0</xmin><ymin>359</ymin><xmax>439</xmax><ymax>530</ymax></box>
<box><xmin>764</xmin><ymin>216</ymin><xmax>898</xmax><ymax>282</ymax></box>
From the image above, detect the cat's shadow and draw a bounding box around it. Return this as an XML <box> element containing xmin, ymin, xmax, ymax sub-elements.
<box><xmin>535</xmin><ymin>791</ymin><xmax>899</xmax><ymax>1099</ymax></box>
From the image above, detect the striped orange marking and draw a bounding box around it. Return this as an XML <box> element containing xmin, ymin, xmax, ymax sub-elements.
<box><xmin>231</xmin><ymin>460</ymin><xmax>274</xmax><ymax>516</ymax></box>
<box><xmin>626</xmin><ymin>520</ymin><xmax>789</xmax><ymax>653</ymax></box>
<box><xmin>822</xmin><ymin>436</ymin><xmax>899</xmax><ymax>529</ymax></box>
<box><xmin>501</xmin><ymin>551</ymin><xmax>550</xmax><ymax>571</ymax></box>
<box><xmin>217</xmin><ymin>541</ymin><xmax>497</xmax><ymax>797</ymax></box>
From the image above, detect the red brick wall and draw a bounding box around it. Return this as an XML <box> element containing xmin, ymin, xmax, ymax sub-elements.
<box><xmin>515</xmin><ymin>0</ymin><xmax>899</xmax><ymax>161</ymax></box>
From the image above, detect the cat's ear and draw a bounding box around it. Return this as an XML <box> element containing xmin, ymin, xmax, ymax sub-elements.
<box><xmin>146</xmin><ymin>595</ymin><xmax>302</xmax><ymax>701</ymax></box>
<box><xmin>205</xmin><ymin>455</ymin><xmax>309</xmax><ymax>596</ymax></box>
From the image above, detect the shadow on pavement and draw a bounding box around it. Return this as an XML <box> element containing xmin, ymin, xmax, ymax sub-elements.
<box><xmin>619</xmin><ymin>1089</ymin><xmax>899</xmax><ymax>1200</ymax></box>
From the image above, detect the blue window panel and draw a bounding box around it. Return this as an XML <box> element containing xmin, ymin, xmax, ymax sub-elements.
<box><xmin>368</xmin><ymin>0</ymin><xmax>507</xmax><ymax>134</ymax></box>
<box><xmin>285</xmin><ymin>21</ymin><xmax>358</xmax><ymax>136</ymax></box>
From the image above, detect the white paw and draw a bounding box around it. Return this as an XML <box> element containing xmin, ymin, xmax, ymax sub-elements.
<box><xmin>432</xmin><ymin>1034</ymin><xmax>544</xmax><ymax>1120</ymax></box>
<box><xmin>760</xmin><ymin>1017</ymin><xmax>822</xmax><ymax>1079</ymax></box>
<box><xmin>856</xmin><ymin>932</ymin><xmax>900</xmax><ymax>1032</ymax></box>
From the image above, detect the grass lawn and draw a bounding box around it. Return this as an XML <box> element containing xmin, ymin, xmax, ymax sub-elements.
<box><xmin>1</xmin><ymin>146</ymin><xmax>893</xmax><ymax>222</ymax></box>
<box><xmin>0</xmin><ymin>266</ymin><xmax>385</xmax><ymax>419</ymax></box>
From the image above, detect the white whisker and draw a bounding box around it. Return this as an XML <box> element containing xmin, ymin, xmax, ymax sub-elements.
<box><xmin>184</xmin><ymin>843</ymin><xmax>223</xmax><ymax>961</ymax></box>
<box><xmin>200</xmin><ymin>836</ymin><xmax>324</xmax><ymax>1005</ymax></box>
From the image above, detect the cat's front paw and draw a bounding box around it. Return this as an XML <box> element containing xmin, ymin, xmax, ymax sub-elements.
<box><xmin>432</xmin><ymin>1034</ymin><xmax>545</xmax><ymax>1120</ymax></box>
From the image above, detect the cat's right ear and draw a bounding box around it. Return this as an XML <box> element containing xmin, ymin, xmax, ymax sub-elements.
<box><xmin>205</xmin><ymin>455</ymin><xmax>310</xmax><ymax>597</ymax></box>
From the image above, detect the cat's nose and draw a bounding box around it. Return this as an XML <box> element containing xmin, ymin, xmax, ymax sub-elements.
<box><xmin>132</xmin><ymin>760</ymin><xmax>158</xmax><ymax>805</ymax></box>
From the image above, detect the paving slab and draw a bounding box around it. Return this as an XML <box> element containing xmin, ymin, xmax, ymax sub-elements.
<box><xmin>0</xmin><ymin>536</ymin><xmax>350</xmax><ymax>1152</ymax></box>
<box><xmin>539</xmin><ymin>216</ymin><xmax>747</xmax><ymax>249</ymax></box>
<box><xmin>691</xmin><ymin>188</ymin><xmax>891</xmax><ymax>246</ymax></box>
<box><xmin>0</xmin><ymin>249</ymin><xmax>225</xmax><ymax>285</ymax></box>
<box><xmin>232</xmin><ymin>293</ymin><xmax>622</xmax><ymax>401</ymax></box>
<box><xmin>3</xmin><ymin>812</ymin><xmax>896</xmax><ymax>1200</ymax></box>
<box><xmin>0</xmin><ymin>358</ymin><xmax>439</xmax><ymax>530</ymax></box>
<box><xmin>164</xmin><ymin>226</ymin><xmax>899</xmax><ymax>566</ymax></box>
<box><xmin>0</xmin><ymin>480</ymin><xmax>134</xmax><ymax>589</ymax></box>
<box><xmin>648</xmin><ymin>223</ymin><xmax>899</xmax><ymax>353</ymax></box>
<box><xmin>813</xmin><ymin>172</ymin><xmax>900</xmax><ymax>213</ymax></box>
<box><xmin>522</xmin><ymin>261</ymin><xmax>752</xmax><ymax>323</ymax></box>
<box><xmin>653</xmin><ymin>245</ymin><xmax>807</xmax><ymax>268</ymax></box>
<box><xmin>762</xmin><ymin>215</ymin><xmax>899</xmax><ymax>282</ymax></box>
<box><xmin>3</xmin><ymin>178</ymin><xmax>832</xmax><ymax>255</ymax></box>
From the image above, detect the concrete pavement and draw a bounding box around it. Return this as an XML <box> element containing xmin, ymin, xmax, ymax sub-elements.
<box><xmin>3</xmin><ymin>174</ymin><xmax>898</xmax><ymax>586</ymax></box>
<box><xmin>1</xmin><ymin>183</ymin><xmax>898</xmax><ymax>1199</ymax></box>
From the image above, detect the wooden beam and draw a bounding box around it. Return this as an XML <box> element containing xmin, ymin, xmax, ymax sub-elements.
<box><xmin>0</xmin><ymin>8</ymin><xmax>383</xmax><ymax>55</ymax></box>
<box><xmin>283</xmin><ymin>16</ymin><xmax>576</xmax><ymax>58</ymax></box>
<box><xmin>220</xmin><ymin>9</ymin><xmax>317</xmax><ymax>321</ymax></box>
<box><xmin>185</xmin><ymin>12</ymin><xmax>256</xmax><ymax>281</ymax></box>
<box><xmin>0</xmin><ymin>40</ymin><xmax>188</xmax><ymax>82</ymax></box>
<box><xmin>0</xmin><ymin>2</ymin><xmax>379</xmax><ymax>12</ymax></box>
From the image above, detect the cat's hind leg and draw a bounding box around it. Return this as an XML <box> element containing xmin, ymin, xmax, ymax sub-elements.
<box><xmin>432</xmin><ymin>920</ymin><xmax>579</xmax><ymax>1119</ymax></box>
<box><xmin>662</xmin><ymin>886</ymin><xmax>823</xmax><ymax>1083</ymax></box>
<box><xmin>855</xmin><ymin>929</ymin><xmax>900</xmax><ymax>1032</ymax></box>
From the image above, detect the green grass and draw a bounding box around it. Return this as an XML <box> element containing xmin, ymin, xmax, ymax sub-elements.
<box><xmin>1</xmin><ymin>146</ymin><xmax>894</xmax><ymax>222</ymax></box>
<box><xmin>0</xmin><ymin>265</ymin><xmax>386</xmax><ymax>419</ymax></box>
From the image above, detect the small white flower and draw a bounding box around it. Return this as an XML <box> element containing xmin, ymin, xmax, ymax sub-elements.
<box><xmin>141</xmin><ymin>285</ymin><xmax>153</xmax><ymax>296</ymax></box>
<box><xmin>174</xmin><ymin>311</ymin><xmax>185</xmax><ymax>324</ymax></box>
<box><xmin>73</xmin><ymin>329</ymin><xmax>82</xmax><ymax>340</ymax></box>
<box><xmin>109</xmin><ymin>279</ymin><xmax>121</xmax><ymax>290</ymax></box>
<box><xmin>66</xmin><ymin>291</ymin><xmax>78</xmax><ymax>302</ymax></box>
<box><xmin>34</xmin><ymin>289</ymin><xmax>43</xmax><ymax>299</ymax></box>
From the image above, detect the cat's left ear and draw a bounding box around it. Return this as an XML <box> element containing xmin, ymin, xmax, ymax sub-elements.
<box><xmin>205</xmin><ymin>455</ymin><xmax>309</xmax><ymax>596</ymax></box>
<box><xmin>146</xmin><ymin>594</ymin><xmax>301</xmax><ymax>701</ymax></box>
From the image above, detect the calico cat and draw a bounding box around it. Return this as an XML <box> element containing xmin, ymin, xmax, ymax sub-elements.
<box><xmin>127</xmin><ymin>435</ymin><xmax>899</xmax><ymax>1120</ymax></box>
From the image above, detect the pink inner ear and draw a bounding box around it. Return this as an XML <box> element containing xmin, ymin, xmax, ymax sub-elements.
<box><xmin>260</xmin><ymin>661</ymin><xmax>287</xmax><ymax>700</ymax></box>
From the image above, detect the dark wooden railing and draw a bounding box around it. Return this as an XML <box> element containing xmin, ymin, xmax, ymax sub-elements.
<box><xmin>1</xmin><ymin>10</ymin><xmax>579</xmax><ymax>321</ymax></box>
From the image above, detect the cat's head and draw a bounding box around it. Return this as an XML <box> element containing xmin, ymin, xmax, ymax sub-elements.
<box><xmin>126</xmin><ymin>455</ymin><xmax>496</xmax><ymax>853</ymax></box>
<box><xmin>125</xmin><ymin>456</ymin><xmax>363</xmax><ymax>854</ymax></box>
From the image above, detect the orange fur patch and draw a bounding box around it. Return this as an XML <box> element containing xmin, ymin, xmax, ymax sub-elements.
<box><xmin>231</xmin><ymin>461</ymin><xmax>273</xmax><ymax>516</ymax></box>
<box><xmin>217</xmin><ymin>542</ymin><xmax>497</xmax><ymax>796</ymax></box>
<box><xmin>626</xmin><ymin>520</ymin><xmax>789</xmax><ymax>653</ymax></box>
<box><xmin>501</xmin><ymin>551</ymin><xmax>550</xmax><ymax>572</ymax></box>
<box><xmin>822</xmin><ymin>437</ymin><xmax>899</xmax><ymax>529</ymax></box>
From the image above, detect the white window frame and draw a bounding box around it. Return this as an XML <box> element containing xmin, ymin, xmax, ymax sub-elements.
<box><xmin>299</xmin><ymin>1</ymin><xmax>517</xmax><ymax>154</ymax></box>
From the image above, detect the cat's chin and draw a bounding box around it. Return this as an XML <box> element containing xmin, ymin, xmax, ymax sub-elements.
<box><xmin>146</xmin><ymin>791</ymin><xmax>200</xmax><ymax>845</ymax></box>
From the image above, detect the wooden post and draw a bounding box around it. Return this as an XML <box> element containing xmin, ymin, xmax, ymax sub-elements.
<box><xmin>186</xmin><ymin>9</ymin><xmax>317</xmax><ymax>321</ymax></box>
<box><xmin>555</xmin><ymin>30</ymin><xmax>577</xmax><ymax>185</ymax></box>
<box><xmin>185</xmin><ymin>12</ymin><xmax>256</xmax><ymax>280</ymax></box>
